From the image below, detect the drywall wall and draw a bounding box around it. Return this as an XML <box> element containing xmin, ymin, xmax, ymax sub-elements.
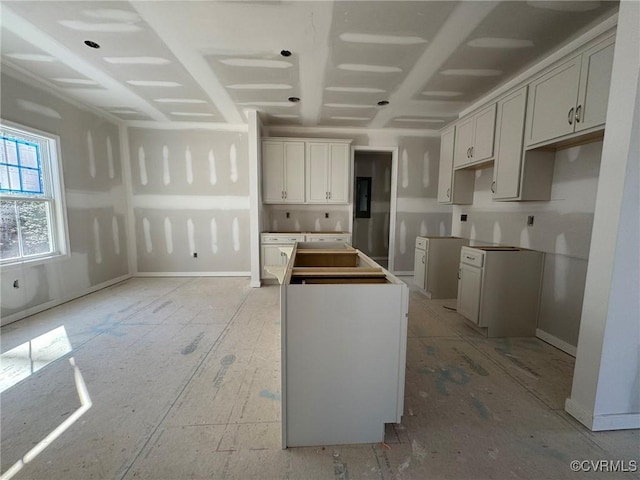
<box><xmin>452</xmin><ymin>141</ymin><xmax>603</xmax><ymax>349</ymax></box>
<box><xmin>261</xmin><ymin>129</ymin><xmax>452</xmax><ymax>272</ymax></box>
<box><xmin>127</xmin><ymin>128</ymin><xmax>250</xmax><ymax>274</ymax></box>
<box><xmin>0</xmin><ymin>72</ymin><xmax>129</xmax><ymax>324</ymax></box>
<box><xmin>394</xmin><ymin>136</ymin><xmax>452</xmax><ymax>272</ymax></box>
<box><xmin>353</xmin><ymin>151</ymin><xmax>391</xmax><ymax>259</ymax></box>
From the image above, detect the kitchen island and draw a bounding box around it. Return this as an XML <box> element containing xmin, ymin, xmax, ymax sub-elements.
<box><xmin>280</xmin><ymin>242</ymin><xmax>408</xmax><ymax>447</ymax></box>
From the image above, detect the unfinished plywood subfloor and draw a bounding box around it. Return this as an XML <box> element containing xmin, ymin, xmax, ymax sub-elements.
<box><xmin>1</xmin><ymin>279</ymin><xmax>638</xmax><ymax>480</ymax></box>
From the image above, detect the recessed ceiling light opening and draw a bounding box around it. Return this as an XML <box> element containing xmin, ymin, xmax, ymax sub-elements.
<box><xmin>377</xmin><ymin>100</ymin><xmax>389</xmax><ymax>106</ymax></box>
<box><xmin>280</xmin><ymin>50</ymin><xmax>292</xmax><ymax>57</ymax></box>
<box><xmin>84</xmin><ymin>40</ymin><xmax>101</xmax><ymax>49</ymax></box>
<box><xmin>288</xmin><ymin>96</ymin><xmax>300</xmax><ymax>103</ymax></box>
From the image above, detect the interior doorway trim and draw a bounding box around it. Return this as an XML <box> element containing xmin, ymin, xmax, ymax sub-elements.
<box><xmin>349</xmin><ymin>146</ymin><xmax>398</xmax><ymax>273</ymax></box>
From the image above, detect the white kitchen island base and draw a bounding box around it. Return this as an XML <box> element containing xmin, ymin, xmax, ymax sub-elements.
<box><xmin>280</xmin><ymin>243</ymin><xmax>409</xmax><ymax>447</ymax></box>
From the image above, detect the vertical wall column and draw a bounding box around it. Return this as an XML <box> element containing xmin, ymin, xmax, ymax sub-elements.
<box><xmin>248</xmin><ymin>111</ymin><xmax>262</xmax><ymax>287</ymax></box>
<box><xmin>566</xmin><ymin>0</ymin><xmax>640</xmax><ymax>431</ymax></box>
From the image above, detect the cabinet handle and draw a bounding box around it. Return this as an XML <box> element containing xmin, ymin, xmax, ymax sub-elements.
<box><xmin>568</xmin><ymin>107</ymin><xmax>574</xmax><ymax>125</ymax></box>
<box><xmin>282</xmin><ymin>191</ymin><xmax>284</xmax><ymax>200</ymax></box>
<box><xmin>465</xmin><ymin>255</ymin><xmax>476</xmax><ymax>261</ymax></box>
<box><xmin>458</xmin><ymin>269</ymin><xmax>461</xmax><ymax>280</ymax></box>
<box><xmin>575</xmin><ymin>105</ymin><xmax>582</xmax><ymax>123</ymax></box>
<box><xmin>470</xmin><ymin>146</ymin><xmax>474</xmax><ymax>158</ymax></box>
<box><xmin>490</xmin><ymin>181</ymin><xmax>496</xmax><ymax>194</ymax></box>
<box><xmin>422</xmin><ymin>255</ymin><xmax>425</xmax><ymax>264</ymax></box>
<box><xmin>328</xmin><ymin>192</ymin><xmax>331</xmax><ymax>200</ymax></box>
<box><xmin>284</xmin><ymin>191</ymin><xmax>287</xmax><ymax>199</ymax></box>
<box><xmin>466</xmin><ymin>147</ymin><xmax>471</xmax><ymax>158</ymax></box>
<box><xmin>446</xmin><ymin>188</ymin><xmax>451</xmax><ymax>199</ymax></box>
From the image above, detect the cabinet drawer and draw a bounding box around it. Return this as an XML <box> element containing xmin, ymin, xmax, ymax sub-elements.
<box><xmin>415</xmin><ymin>237</ymin><xmax>427</xmax><ymax>250</ymax></box>
<box><xmin>306</xmin><ymin>234</ymin><xmax>351</xmax><ymax>244</ymax></box>
<box><xmin>460</xmin><ymin>248</ymin><xmax>484</xmax><ymax>267</ymax></box>
<box><xmin>261</xmin><ymin>234</ymin><xmax>305</xmax><ymax>244</ymax></box>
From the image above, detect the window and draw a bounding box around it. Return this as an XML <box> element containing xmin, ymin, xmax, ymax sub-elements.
<box><xmin>0</xmin><ymin>121</ymin><xmax>68</xmax><ymax>264</ymax></box>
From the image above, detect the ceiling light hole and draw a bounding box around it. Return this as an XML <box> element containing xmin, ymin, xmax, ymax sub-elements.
<box><xmin>280</xmin><ymin>50</ymin><xmax>292</xmax><ymax>57</ymax></box>
<box><xmin>377</xmin><ymin>100</ymin><xmax>389</xmax><ymax>106</ymax></box>
<box><xmin>84</xmin><ymin>40</ymin><xmax>101</xmax><ymax>49</ymax></box>
<box><xmin>288</xmin><ymin>96</ymin><xmax>301</xmax><ymax>103</ymax></box>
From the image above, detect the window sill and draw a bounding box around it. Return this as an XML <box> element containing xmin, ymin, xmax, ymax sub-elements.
<box><xmin>0</xmin><ymin>252</ymin><xmax>70</xmax><ymax>271</ymax></box>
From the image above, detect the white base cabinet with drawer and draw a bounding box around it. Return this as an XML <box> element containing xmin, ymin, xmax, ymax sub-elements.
<box><xmin>456</xmin><ymin>246</ymin><xmax>543</xmax><ymax>337</ymax></box>
<box><xmin>261</xmin><ymin>234</ymin><xmax>305</xmax><ymax>280</ymax></box>
<box><xmin>261</xmin><ymin>233</ymin><xmax>352</xmax><ymax>279</ymax></box>
<box><xmin>414</xmin><ymin>236</ymin><xmax>469</xmax><ymax>298</ymax></box>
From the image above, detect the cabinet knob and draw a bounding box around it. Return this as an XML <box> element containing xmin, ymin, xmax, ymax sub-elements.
<box><xmin>490</xmin><ymin>181</ymin><xmax>496</xmax><ymax>194</ymax></box>
<box><xmin>568</xmin><ymin>107</ymin><xmax>574</xmax><ymax>125</ymax></box>
<box><xmin>575</xmin><ymin>105</ymin><xmax>582</xmax><ymax>123</ymax></box>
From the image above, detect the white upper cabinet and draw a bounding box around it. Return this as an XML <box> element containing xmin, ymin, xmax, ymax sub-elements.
<box><xmin>438</xmin><ymin>126</ymin><xmax>474</xmax><ymax>204</ymax></box>
<box><xmin>576</xmin><ymin>38</ymin><xmax>615</xmax><ymax>131</ymax></box>
<box><xmin>306</xmin><ymin>142</ymin><xmax>350</xmax><ymax>204</ymax></box>
<box><xmin>525</xmin><ymin>35</ymin><xmax>614</xmax><ymax>147</ymax></box>
<box><xmin>492</xmin><ymin>87</ymin><xmax>528</xmax><ymax>200</ymax></box>
<box><xmin>453</xmin><ymin>103</ymin><xmax>496</xmax><ymax>168</ymax></box>
<box><xmin>262</xmin><ymin>140</ymin><xmax>305</xmax><ymax>203</ymax></box>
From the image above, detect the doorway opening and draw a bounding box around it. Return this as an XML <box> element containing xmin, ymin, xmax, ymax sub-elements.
<box><xmin>351</xmin><ymin>148</ymin><xmax>396</xmax><ymax>270</ymax></box>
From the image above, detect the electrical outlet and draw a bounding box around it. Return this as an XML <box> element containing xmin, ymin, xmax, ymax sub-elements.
<box><xmin>325</xmin><ymin>212</ymin><xmax>329</xmax><ymax>218</ymax></box>
<box><xmin>13</xmin><ymin>279</ymin><xmax>19</xmax><ymax>288</ymax></box>
<box><xmin>527</xmin><ymin>215</ymin><xmax>534</xmax><ymax>226</ymax></box>
<box><xmin>286</xmin><ymin>212</ymin><xmax>290</xmax><ymax>218</ymax></box>
<box><xmin>461</xmin><ymin>214</ymin><xmax>468</xmax><ymax>222</ymax></box>
<box><xmin>193</xmin><ymin>252</ymin><xmax>198</xmax><ymax>258</ymax></box>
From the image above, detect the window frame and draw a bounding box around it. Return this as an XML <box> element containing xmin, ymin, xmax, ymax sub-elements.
<box><xmin>0</xmin><ymin>119</ymin><xmax>69</xmax><ymax>267</ymax></box>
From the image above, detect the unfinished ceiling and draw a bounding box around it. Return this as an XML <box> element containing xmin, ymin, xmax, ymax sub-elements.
<box><xmin>0</xmin><ymin>1</ymin><xmax>618</xmax><ymax>131</ymax></box>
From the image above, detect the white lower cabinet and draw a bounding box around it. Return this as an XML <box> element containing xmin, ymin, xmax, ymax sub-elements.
<box><xmin>261</xmin><ymin>233</ymin><xmax>351</xmax><ymax>279</ymax></box>
<box><xmin>456</xmin><ymin>246</ymin><xmax>543</xmax><ymax>337</ymax></box>
<box><xmin>413</xmin><ymin>246</ymin><xmax>426</xmax><ymax>291</ymax></box>
<box><xmin>457</xmin><ymin>263</ymin><xmax>482</xmax><ymax>324</ymax></box>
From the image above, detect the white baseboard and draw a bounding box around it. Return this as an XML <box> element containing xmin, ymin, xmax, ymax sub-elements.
<box><xmin>565</xmin><ymin>398</ymin><xmax>640</xmax><ymax>431</ymax></box>
<box><xmin>536</xmin><ymin>329</ymin><xmax>577</xmax><ymax>356</ymax></box>
<box><xmin>1</xmin><ymin>273</ymin><xmax>132</xmax><ymax>327</ymax></box>
<box><xmin>135</xmin><ymin>271</ymin><xmax>251</xmax><ymax>277</ymax></box>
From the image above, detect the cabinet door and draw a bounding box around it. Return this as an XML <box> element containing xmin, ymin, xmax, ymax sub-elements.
<box><xmin>283</xmin><ymin>142</ymin><xmax>305</xmax><ymax>203</ymax></box>
<box><xmin>456</xmin><ymin>264</ymin><xmax>482</xmax><ymax>324</ymax></box>
<box><xmin>493</xmin><ymin>87</ymin><xmax>527</xmax><ymax>200</ymax></box>
<box><xmin>414</xmin><ymin>249</ymin><xmax>426</xmax><ymax>291</ymax></box>
<box><xmin>262</xmin><ymin>244</ymin><xmax>286</xmax><ymax>278</ymax></box>
<box><xmin>437</xmin><ymin>127</ymin><xmax>455</xmax><ymax>203</ymax></box>
<box><xmin>327</xmin><ymin>143</ymin><xmax>350</xmax><ymax>203</ymax></box>
<box><xmin>472</xmin><ymin>104</ymin><xmax>496</xmax><ymax>162</ymax></box>
<box><xmin>306</xmin><ymin>143</ymin><xmax>329</xmax><ymax>203</ymax></box>
<box><xmin>262</xmin><ymin>141</ymin><xmax>284</xmax><ymax>203</ymax></box>
<box><xmin>525</xmin><ymin>56</ymin><xmax>581</xmax><ymax>146</ymax></box>
<box><xmin>576</xmin><ymin>37</ymin><xmax>614</xmax><ymax>132</ymax></box>
<box><xmin>453</xmin><ymin>117</ymin><xmax>474</xmax><ymax>168</ymax></box>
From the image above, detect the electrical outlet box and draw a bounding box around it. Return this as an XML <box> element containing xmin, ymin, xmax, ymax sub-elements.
<box><xmin>461</xmin><ymin>214</ymin><xmax>468</xmax><ymax>222</ymax></box>
<box><xmin>286</xmin><ymin>212</ymin><xmax>290</xmax><ymax>218</ymax></box>
<box><xmin>325</xmin><ymin>213</ymin><xmax>329</xmax><ymax>218</ymax></box>
<box><xmin>527</xmin><ymin>216</ymin><xmax>534</xmax><ymax>226</ymax></box>
<box><xmin>193</xmin><ymin>252</ymin><xmax>198</xmax><ymax>258</ymax></box>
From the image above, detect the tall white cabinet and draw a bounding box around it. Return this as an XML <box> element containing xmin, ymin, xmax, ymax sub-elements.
<box><xmin>306</xmin><ymin>142</ymin><xmax>350</xmax><ymax>203</ymax></box>
<box><xmin>262</xmin><ymin>140</ymin><xmax>305</xmax><ymax>203</ymax></box>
